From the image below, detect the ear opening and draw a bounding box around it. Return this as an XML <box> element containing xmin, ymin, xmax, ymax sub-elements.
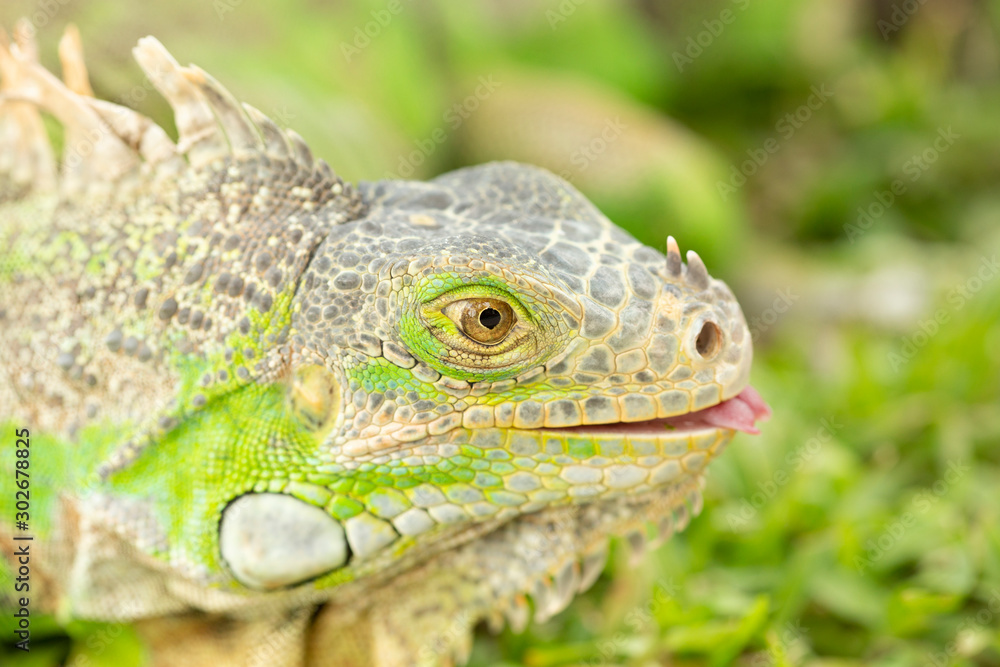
<box><xmin>288</xmin><ymin>364</ymin><xmax>341</xmax><ymax>441</ymax></box>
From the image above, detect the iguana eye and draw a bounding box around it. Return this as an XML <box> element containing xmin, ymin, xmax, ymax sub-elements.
<box><xmin>406</xmin><ymin>282</ymin><xmax>556</xmax><ymax>381</ymax></box>
<box><xmin>443</xmin><ymin>298</ymin><xmax>516</xmax><ymax>345</ymax></box>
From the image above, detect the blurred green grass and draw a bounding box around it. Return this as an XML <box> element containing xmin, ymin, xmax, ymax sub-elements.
<box><xmin>2</xmin><ymin>0</ymin><xmax>999</xmax><ymax>664</ymax></box>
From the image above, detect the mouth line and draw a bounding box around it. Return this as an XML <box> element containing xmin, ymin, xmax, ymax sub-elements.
<box><xmin>536</xmin><ymin>386</ymin><xmax>772</xmax><ymax>437</ymax></box>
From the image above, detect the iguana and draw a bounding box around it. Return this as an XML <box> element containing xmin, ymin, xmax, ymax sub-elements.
<box><xmin>0</xmin><ymin>22</ymin><xmax>770</xmax><ymax>667</ymax></box>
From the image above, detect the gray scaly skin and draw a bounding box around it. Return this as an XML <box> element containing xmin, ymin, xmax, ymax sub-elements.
<box><xmin>0</xmin><ymin>24</ymin><xmax>770</xmax><ymax>667</ymax></box>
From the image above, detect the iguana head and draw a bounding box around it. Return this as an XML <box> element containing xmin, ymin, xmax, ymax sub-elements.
<box><xmin>218</xmin><ymin>163</ymin><xmax>769</xmax><ymax>592</ymax></box>
<box><xmin>0</xmin><ymin>24</ymin><xmax>769</xmax><ymax>631</ymax></box>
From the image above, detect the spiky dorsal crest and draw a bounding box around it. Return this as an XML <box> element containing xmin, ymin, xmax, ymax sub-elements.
<box><xmin>0</xmin><ymin>22</ymin><xmax>353</xmax><ymax>207</ymax></box>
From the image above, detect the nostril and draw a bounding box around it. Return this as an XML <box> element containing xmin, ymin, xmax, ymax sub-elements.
<box><xmin>695</xmin><ymin>321</ymin><xmax>722</xmax><ymax>360</ymax></box>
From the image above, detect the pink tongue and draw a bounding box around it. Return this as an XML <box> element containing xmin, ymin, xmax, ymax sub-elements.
<box><xmin>672</xmin><ymin>386</ymin><xmax>772</xmax><ymax>435</ymax></box>
<box><xmin>737</xmin><ymin>385</ymin><xmax>772</xmax><ymax>421</ymax></box>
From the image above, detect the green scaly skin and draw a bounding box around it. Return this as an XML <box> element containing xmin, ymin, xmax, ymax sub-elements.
<box><xmin>0</xmin><ymin>26</ymin><xmax>767</xmax><ymax>667</ymax></box>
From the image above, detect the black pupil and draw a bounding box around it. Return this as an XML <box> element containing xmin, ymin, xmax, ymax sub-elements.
<box><xmin>479</xmin><ymin>308</ymin><xmax>502</xmax><ymax>330</ymax></box>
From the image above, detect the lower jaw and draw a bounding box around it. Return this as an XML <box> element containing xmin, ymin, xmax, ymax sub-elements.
<box><xmin>313</xmin><ymin>433</ymin><xmax>728</xmax><ymax>627</ymax></box>
<box><xmin>442</xmin><ymin>428</ymin><xmax>735</xmax><ymax>519</ymax></box>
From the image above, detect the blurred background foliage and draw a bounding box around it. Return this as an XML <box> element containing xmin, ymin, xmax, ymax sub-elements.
<box><xmin>2</xmin><ymin>0</ymin><xmax>1000</xmax><ymax>665</ymax></box>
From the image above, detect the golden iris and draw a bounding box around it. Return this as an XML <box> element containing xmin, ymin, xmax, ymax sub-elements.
<box><xmin>442</xmin><ymin>298</ymin><xmax>516</xmax><ymax>345</ymax></box>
